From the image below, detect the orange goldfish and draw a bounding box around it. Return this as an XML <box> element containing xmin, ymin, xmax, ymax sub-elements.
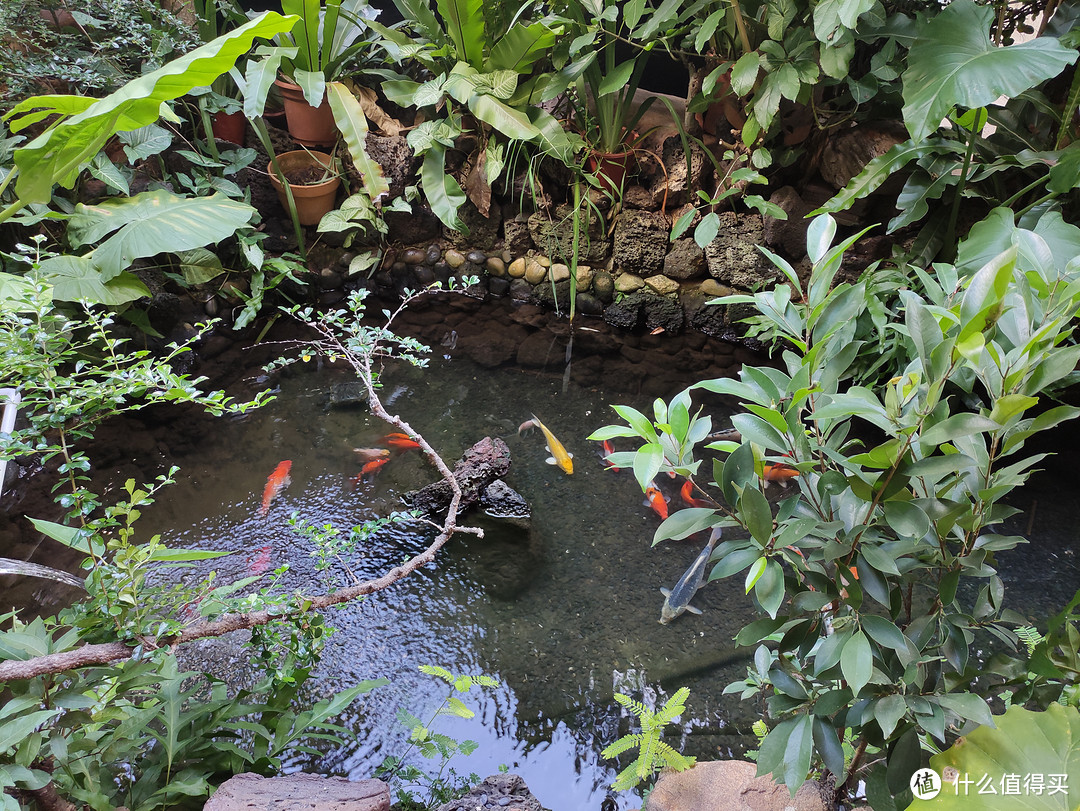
<box><xmin>259</xmin><ymin>461</ymin><xmax>292</xmax><ymax>517</ymax></box>
<box><xmin>354</xmin><ymin>447</ymin><xmax>391</xmax><ymax>463</ymax></box>
<box><xmin>381</xmin><ymin>432</ymin><xmax>421</xmax><ymax>450</ymax></box>
<box><xmin>645</xmin><ymin>485</ymin><xmax>669</xmax><ymax>519</ymax></box>
<box><xmin>601</xmin><ymin>440</ymin><xmax>620</xmax><ymax>472</ymax></box>
<box><xmin>680</xmin><ymin>479</ymin><xmax>711</xmax><ymax>508</ymax></box>
<box><xmin>247</xmin><ymin>545</ymin><xmax>272</xmax><ymax>574</ymax></box>
<box><xmin>762</xmin><ymin>463</ymin><xmax>799</xmax><ymax>488</ymax></box>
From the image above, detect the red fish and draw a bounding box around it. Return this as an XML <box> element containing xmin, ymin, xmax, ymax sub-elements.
<box><xmin>259</xmin><ymin>461</ymin><xmax>292</xmax><ymax>517</ymax></box>
<box><xmin>645</xmin><ymin>485</ymin><xmax>669</xmax><ymax>519</ymax></box>
<box><xmin>680</xmin><ymin>479</ymin><xmax>710</xmax><ymax>508</ymax></box>
<box><xmin>601</xmin><ymin>440</ymin><xmax>620</xmax><ymax>472</ymax></box>
<box><xmin>247</xmin><ymin>545</ymin><xmax>272</xmax><ymax>574</ymax></box>
<box><xmin>762</xmin><ymin>463</ymin><xmax>799</xmax><ymax>489</ymax></box>
<box><xmin>381</xmin><ymin>432</ymin><xmax>421</xmax><ymax>450</ymax></box>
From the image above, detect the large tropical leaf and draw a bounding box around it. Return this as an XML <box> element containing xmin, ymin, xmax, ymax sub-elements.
<box><xmin>5</xmin><ymin>12</ymin><xmax>296</xmax><ymax>204</ymax></box>
<box><xmin>469</xmin><ymin>95</ymin><xmax>541</xmax><ymax>141</ymax></box>
<box><xmin>421</xmin><ymin>144</ymin><xmax>467</xmax><ymax>233</ymax></box>
<box><xmin>33</xmin><ymin>256</ymin><xmax>151</xmax><ymax>305</ymax></box>
<box><xmin>436</xmin><ymin>0</ymin><xmax>485</xmax><ymax>68</ymax></box>
<box><xmin>488</xmin><ymin>20</ymin><xmax>561</xmax><ymax>73</ymax></box>
<box><xmin>902</xmin><ymin>0</ymin><xmax>1077</xmax><ymax>141</ymax></box>
<box><xmin>67</xmin><ymin>190</ymin><xmax>255</xmax><ymax>281</ymax></box>
<box><xmin>326</xmin><ymin>82</ymin><xmax>390</xmax><ymax>203</ymax></box>
<box><xmin>910</xmin><ymin>704</ymin><xmax>1080</xmax><ymax>809</ymax></box>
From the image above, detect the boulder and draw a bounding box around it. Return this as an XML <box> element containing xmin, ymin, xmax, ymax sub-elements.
<box><xmin>645</xmin><ymin>761</ymin><xmax>834</xmax><ymax>811</ymax></box>
<box><xmin>436</xmin><ymin>774</ymin><xmax>544</xmax><ymax>811</ymax></box>
<box><xmin>405</xmin><ymin>437</ymin><xmax>512</xmax><ymax>518</ymax></box>
<box><xmin>663</xmin><ymin>238</ymin><xmax>707</xmax><ymax>281</ymax></box>
<box><xmin>527</xmin><ymin>205</ymin><xmax>610</xmax><ymax>264</ymax></box>
<box><xmin>763</xmin><ymin>186</ymin><xmax>815</xmax><ymax>259</ymax></box>
<box><xmin>612</xmin><ymin>209</ymin><xmax>670</xmax><ymax>277</ymax></box>
<box><xmin>703</xmin><ymin>213</ymin><xmax>778</xmax><ymax>289</ymax></box>
<box><xmin>203</xmin><ymin>773</ymin><xmax>389</xmax><ymax>811</ymax></box>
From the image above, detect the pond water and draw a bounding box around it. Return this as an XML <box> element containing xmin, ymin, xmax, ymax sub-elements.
<box><xmin>135</xmin><ymin>294</ymin><xmax>764</xmax><ymax>809</ymax></box>
<box><xmin>5</xmin><ymin>290</ymin><xmax>1079</xmax><ymax>809</ymax></box>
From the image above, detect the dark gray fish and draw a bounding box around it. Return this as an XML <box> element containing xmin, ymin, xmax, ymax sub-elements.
<box><xmin>659</xmin><ymin>527</ymin><xmax>722</xmax><ymax>624</ymax></box>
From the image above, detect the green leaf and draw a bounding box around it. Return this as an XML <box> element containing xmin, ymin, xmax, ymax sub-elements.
<box><xmin>488</xmin><ymin>20</ymin><xmax>560</xmax><ymax>73</ymax></box>
<box><xmin>326</xmin><ymin>82</ymin><xmax>389</xmax><ymax>203</ymax></box>
<box><xmin>436</xmin><ymin>0</ymin><xmax>485</xmax><ymax>67</ymax></box>
<box><xmin>840</xmin><ymin>631</ymin><xmax>873</xmax><ymax>696</ymax></box>
<box><xmin>67</xmin><ymin>190</ymin><xmax>255</xmax><ymax>282</ymax></box>
<box><xmin>731</xmin><ymin>52</ymin><xmax>761</xmax><ymax>96</ymax></box>
<box><xmin>754</xmin><ymin>559</ymin><xmax>785</xmax><ymax>619</ymax></box>
<box><xmin>147</xmin><ymin>548</ymin><xmax>235</xmax><ymax>562</ymax></box>
<box><xmin>35</xmin><ymin>256</ymin><xmax>151</xmax><ymax>305</ymax></box>
<box><xmin>882</xmin><ymin>501</ymin><xmax>931</xmax><ymax>540</ymax></box>
<box><xmin>653</xmin><ymin>509</ymin><xmax>718</xmax><ymax>545</ymax></box>
<box><xmin>174</xmin><ymin>248</ymin><xmax>225</xmax><ymax>285</ymax></box>
<box><xmin>874</xmin><ymin>694</ymin><xmax>908</xmax><ymax>738</ymax></box>
<box><xmin>421</xmin><ymin>144</ymin><xmax>467</xmax><ymax>233</ymax></box>
<box><xmin>902</xmin><ymin>0</ymin><xmax>1077</xmax><ymax>141</ymax></box>
<box><xmin>6</xmin><ymin>12</ymin><xmax>298</xmax><ymax>203</ymax></box>
<box><xmin>935</xmin><ymin>693</ymin><xmax>994</xmax><ymax>728</ymax></box>
<box><xmin>469</xmin><ymin>95</ymin><xmax>540</xmax><ymax>141</ymax></box>
<box><xmin>739</xmin><ymin>486</ymin><xmax>774</xmax><ymax>546</ymax></box>
<box><xmin>757</xmin><ymin>715</ymin><xmax>813</xmax><ymax>794</ymax></box>
<box><xmin>921</xmin><ymin>413</ymin><xmax>1001</xmax><ymax>448</ymax></box>
<box><xmin>633</xmin><ymin>444</ymin><xmax>664</xmax><ymax>492</ymax></box>
<box><xmin>0</xmin><ymin>710</ymin><xmax>61</xmax><ymax>751</ymax></box>
<box><xmin>912</xmin><ymin>704</ymin><xmax>1080</xmax><ymax>809</ymax></box>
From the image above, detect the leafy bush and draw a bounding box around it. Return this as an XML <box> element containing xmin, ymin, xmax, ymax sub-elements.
<box><xmin>592</xmin><ymin>210</ymin><xmax>1080</xmax><ymax>804</ymax></box>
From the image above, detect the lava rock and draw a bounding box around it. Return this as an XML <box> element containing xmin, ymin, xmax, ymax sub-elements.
<box><xmin>612</xmin><ymin>208</ymin><xmax>670</xmax><ymax>276</ymax></box>
<box><xmin>436</xmin><ymin>774</ymin><xmax>543</xmax><ymax>811</ymax></box>
<box><xmin>405</xmin><ymin>437</ymin><xmax>512</xmax><ymax>518</ymax></box>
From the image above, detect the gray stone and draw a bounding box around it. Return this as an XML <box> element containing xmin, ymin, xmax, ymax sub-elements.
<box><xmin>704</xmin><ymin>213</ymin><xmax>778</xmax><ymax>289</ymax></box>
<box><xmin>550</xmin><ymin>262</ymin><xmax>571</xmax><ymax>283</ymax></box>
<box><xmin>612</xmin><ymin>208</ymin><xmax>670</xmax><ymax>276</ymax></box>
<box><xmin>508</xmin><ymin>278</ymin><xmax>534</xmax><ymax>301</ymax></box>
<box><xmin>820</xmin><ymin>120</ymin><xmax>908</xmax><ymax>191</ymax></box>
<box><xmin>204</xmin><ymin>773</ymin><xmax>389</xmax><ymax>811</ymax></box>
<box><xmin>534</xmin><ymin>279</ymin><xmax>573</xmax><ymax>313</ymax></box>
<box><xmin>699</xmin><ymin>278</ymin><xmax>734</xmax><ymax>298</ymax></box>
<box><xmin>644</xmin><ymin>293</ymin><xmax>685</xmax><ymax>333</ymax></box>
<box><xmin>576</xmin><ymin>292</ymin><xmax>605</xmax><ymax>316</ymax></box>
<box><xmin>623</xmin><ymin>183</ymin><xmax>659</xmax><ymax>211</ymax></box>
<box><xmin>763</xmin><ymin>186</ymin><xmax>814</xmax><ymax>259</ymax></box>
<box><xmin>445</xmin><ymin>199</ymin><xmax>502</xmax><ymax>250</ymax></box>
<box><xmin>663</xmin><ymin>237</ymin><xmax>707</xmax><ymax>281</ymax></box>
<box><xmin>385</xmin><ymin>204</ymin><xmax>442</xmax><ymax>244</ymax></box>
<box><xmin>487</xmin><ymin>277</ymin><xmax>511</xmax><ymax>297</ymax></box>
<box><xmin>527</xmin><ymin>205</ymin><xmax>610</xmax><ymax>264</ymax></box>
<box><xmin>328</xmin><ymin>381</ymin><xmax>369</xmax><ymax>409</ymax></box>
<box><xmin>645</xmin><ymin>761</ymin><xmax>833</xmax><ymax>811</ymax></box>
<box><xmin>401</xmin><ymin>248</ymin><xmax>425</xmax><ymax>265</ymax></box>
<box><xmin>503</xmin><ymin>218</ymin><xmax>534</xmax><ymax>255</ymax></box>
<box><xmin>651</xmin><ymin>137</ymin><xmax>709</xmax><ymax>208</ymax></box>
<box><xmin>405</xmin><ymin>437</ymin><xmax>512</xmax><ymax>518</ymax></box>
<box><xmin>592</xmin><ymin>270</ymin><xmax>615</xmax><ymax>302</ymax></box>
<box><xmin>425</xmin><ymin>243</ymin><xmax>442</xmax><ymax>265</ymax></box>
<box><xmin>604</xmin><ymin>291</ymin><xmax>647</xmax><ymax>331</ymax></box>
<box><xmin>363</xmin><ymin>134</ymin><xmax>415</xmax><ymax>200</ymax></box>
<box><xmin>436</xmin><ymin>774</ymin><xmax>543</xmax><ymax>811</ymax></box>
<box><xmin>412</xmin><ymin>266</ymin><xmax>435</xmax><ymax>286</ymax></box>
<box><xmin>575</xmin><ymin>265</ymin><xmax>593</xmax><ymax>290</ymax></box>
<box><xmin>318</xmin><ymin>268</ymin><xmax>343</xmax><ymax>289</ymax></box>
<box><xmin>467</xmin><ymin>249</ymin><xmax>487</xmax><ymax>265</ymax></box>
<box><xmin>478</xmin><ymin>479</ymin><xmax>531</xmax><ymax>520</ymax></box>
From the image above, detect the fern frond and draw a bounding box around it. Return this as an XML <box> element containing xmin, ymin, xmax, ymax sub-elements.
<box><xmin>419</xmin><ymin>664</ymin><xmax>455</xmax><ymax>683</ymax></box>
<box><xmin>613</xmin><ymin>692</ymin><xmax>650</xmax><ymax>718</ymax></box>
<box><xmin>601</xmin><ymin>733</ymin><xmax>643</xmax><ymax>758</ymax></box>
<box><xmin>1016</xmin><ymin>625</ymin><xmax>1045</xmax><ymax>656</ymax></box>
<box><xmin>654</xmin><ymin>687</ymin><xmax>691</xmax><ymax>724</ymax></box>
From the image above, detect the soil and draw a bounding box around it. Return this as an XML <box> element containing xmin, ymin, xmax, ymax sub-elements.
<box><xmin>284</xmin><ymin>164</ymin><xmax>334</xmax><ymax>186</ymax></box>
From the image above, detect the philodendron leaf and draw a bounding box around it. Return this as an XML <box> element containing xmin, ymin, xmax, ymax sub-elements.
<box><xmin>326</xmin><ymin>82</ymin><xmax>389</xmax><ymax>203</ymax></box>
<box><xmin>67</xmin><ymin>190</ymin><xmax>255</xmax><ymax>282</ymax></box>
<box><xmin>34</xmin><ymin>255</ymin><xmax>151</xmax><ymax>305</ymax></box>
<box><xmin>6</xmin><ymin>12</ymin><xmax>297</xmax><ymax>203</ymax></box>
<box><xmin>910</xmin><ymin>703</ymin><xmax>1080</xmax><ymax>809</ymax></box>
<box><xmin>901</xmin><ymin>0</ymin><xmax>1077</xmax><ymax>142</ymax></box>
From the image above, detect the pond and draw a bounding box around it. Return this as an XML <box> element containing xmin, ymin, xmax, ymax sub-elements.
<box><xmin>4</xmin><ymin>289</ymin><xmax>1079</xmax><ymax>809</ymax></box>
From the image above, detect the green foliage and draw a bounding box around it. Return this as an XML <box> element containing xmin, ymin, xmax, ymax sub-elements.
<box><xmin>601</xmin><ymin>687</ymin><xmax>696</xmax><ymax>791</ymax></box>
<box><xmin>910</xmin><ymin>704</ymin><xmax>1080</xmax><ymax>809</ymax></box>
<box><xmin>376</xmin><ymin>666</ymin><xmax>499</xmax><ymax>807</ymax></box>
<box><xmin>0</xmin><ymin>0</ymin><xmax>199</xmax><ymax>106</ymax></box>
<box><xmin>0</xmin><ymin>647</ymin><xmax>385</xmax><ymax>811</ymax></box>
<box><xmin>592</xmin><ymin>211</ymin><xmax>1080</xmax><ymax>801</ymax></box>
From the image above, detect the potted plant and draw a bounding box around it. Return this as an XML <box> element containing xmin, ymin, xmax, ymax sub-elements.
<box><xmin>267</xmin><ymin>148</ymin><xmax>341</xmax><ymax>225</ymax></box>
<box><xmin>267</xmin><ymin>0</ymin><xmax>379</xmax><ymax>146</ymax></box>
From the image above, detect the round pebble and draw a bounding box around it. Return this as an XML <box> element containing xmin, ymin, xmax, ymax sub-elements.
<box><xmin>444</xmin><ymin>248</ymin><xmax>466</xmax><ymax>268</ymax></box>
<box><xmin>425</xmin><ymin>244</ymin><xmax>442</xmax><ymax>265</ymax></box>
<box><xmin>508</xmin><ymin>257</ymin><xmax>527</xmax><ymax>278</ymax></box>
<box><xmin>204</xmin><ymin>298</ymin><xmax>219</xmax><ymax>316</ymax></box>
<box><xmin>536</xmin><ymin>255</ymin><xmax>551</xmax><ymax>268</ymax></box>
<box><xmin>550</xmin><ymin>262</ymin><xmax>570</xmax><ymax>283</ymax></box>
<box><xmin>402</xmin><ymin>248</ymin><xmax>425</xmax><ymax>265</ymax></box>
<box><xmin>467</xmin><ymin>249</ymin><xmax>487</xmax><ymax>265</ymax></box>
<box><xmin>414</xmin><ymin>266</ymin><xmax>435</xmax><ymax>286</ymax></box>
<box><xmin>524</xmin><ymin>259</ymin><xmax>547</xmax><ymax>285</ymax></box>
<box><xmin>391</xmin><ymin>261</ymin><xmax>407</xmax><ymax>274</ymax></box>
<box><xmin>318</xmin><ymin>268</ymin><xmax>343</xmax><ymax>289</ymax></box>
<box><xmin>501</xmin><ymin>249</ymin><xmax>512</xmax><ymax>264</ymax></box>
<box><xmin>485</xmin><ymin>256</ymin><xmax>506</xmax><ymax>276</ymax></box>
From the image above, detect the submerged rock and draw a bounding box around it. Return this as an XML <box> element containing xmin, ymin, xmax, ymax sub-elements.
<box><xmin>645</xmin><ymin>761</ymin><xmax>834</xmax><ymax>811</ymax></box>
<box><xmin>204</xmin><ymin>773</ymin><xmax>389</xmax><ymax>811</ymax></box>
<box><xmin>327</xmin><ymin>381</ymin><xmax>369</xmax><ymax>409</ymax></box>
<box><xmin>405</xmin><ymin>436</ymin><xmax>512</xmax><ymax>518</ymax></box>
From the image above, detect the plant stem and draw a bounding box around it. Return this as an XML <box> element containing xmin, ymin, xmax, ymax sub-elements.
<box><xmin>944</xmin><ymin>122</ymin><xmax>978</xmax><ymax>260</ymax></box>
<box><xmin>252</xmin><ymin>117</ymin><xmax>306</xmax><ymax>260</ymax></box>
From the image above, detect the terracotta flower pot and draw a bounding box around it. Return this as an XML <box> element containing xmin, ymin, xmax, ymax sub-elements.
<box><xmin>587</xmin><ymin>150</ymin><xmax>633</xmax><ymax>195</ymax></box>
<box><xmin>211</xmin><ymin>110</ymin><xmax>247</xmax><ymax>145</ymax></box>
<box><xmin>267</xmin><ymin>150</ymin><xmax>340</xmax><ymax>226</ymax></box>
<box><xmin>274</xmin><ymin>78</ymin><xmax>336</xmax><ymax>147</ymax></box>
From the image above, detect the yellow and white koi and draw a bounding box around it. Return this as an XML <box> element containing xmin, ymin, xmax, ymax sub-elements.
<box><xmin>519</xmin><ymin>414</ymin><xmax>574</xmax><ymax>475</ymax></box>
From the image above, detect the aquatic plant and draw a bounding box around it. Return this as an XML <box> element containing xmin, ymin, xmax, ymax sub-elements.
<box><xmin>601</xmin><ymin>687</ymin><xmax>696</xmax><ymax>791</ymax></box>
<box><xmin>592</xmin><ymin>210</ymin><xmax>1080</xmax><ymax>805</ymax></box>
<box><xmin>377</xmin><ymin>665</ymin><xmax>500</xmax><ymax>807</ymax></box>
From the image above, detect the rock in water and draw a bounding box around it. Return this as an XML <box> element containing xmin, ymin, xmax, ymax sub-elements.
<box><xmin>405</xmin><ymin>436</ymin><xmax>512</xmax><ymax>517</ymax></box>
<box><xmin>436</xmin><ymin>774</ymin><xmax>544</xmax><ymax>811</ymax></box>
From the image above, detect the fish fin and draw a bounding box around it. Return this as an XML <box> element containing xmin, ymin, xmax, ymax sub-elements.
<box><xmin>661</xmin><ymin>588</ymin><xmax>671</xmax><ymax>597</ymax></box>
<box><xmin>546</xmin><ymin>457</ymin><xmax>557</xmax><ymax>466</ymax></box>
<box><xmin>685</xmin><ymin>604</ymin><xmax>703</xmax><ymax>615</ymax></box>
<box><xmin>567</xmin><ymin>452</ymin><xmax>573</xmax><ymax>459</ymax></box>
